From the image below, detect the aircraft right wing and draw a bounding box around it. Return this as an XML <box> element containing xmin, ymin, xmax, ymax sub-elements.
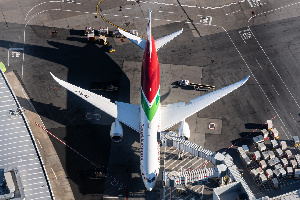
<box><xmin>155</xmin><ymin>28</ymin><xmax>183</xmax><ymax>51</ymax></box>
<box><xmin>160</xmin><ymin>76</ymin><xmax>250</xmax><ymax>131</ymax></box>
<box><xmin>118</xmin><ymin>29</ymin><xmax>147</xmax><ymax>50</ymax></box>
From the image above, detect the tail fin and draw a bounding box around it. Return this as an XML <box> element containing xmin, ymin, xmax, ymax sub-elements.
<box><xmin>147</xmin><ymin>9</ymin><xmax>152</xmax><ymax>58</ymax></box>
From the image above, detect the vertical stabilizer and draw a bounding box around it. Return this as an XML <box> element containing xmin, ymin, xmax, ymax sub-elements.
<box><xmin>147</xmin><ymin>9</ymin><xmax>152</xmax><ymax>58</ymax></box>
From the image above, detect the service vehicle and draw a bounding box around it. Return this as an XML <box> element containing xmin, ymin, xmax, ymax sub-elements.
<box><xmin>176</xmin><ymin>80</ymin><xmax>215</xmax><ymax>91</ymax></box>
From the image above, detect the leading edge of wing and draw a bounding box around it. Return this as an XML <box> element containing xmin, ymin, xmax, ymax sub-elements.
<box><xmin>160</xmin><ymin>75</ymin><xmax>250</xmax><ymax>131</ymax></box>
<box><xmin>118</xmin><ymin>29</ymin><xmax>146</xmax><ymax>50</ymax></box>
<box><xmin>50</xmin><ymin>73</ymin><xmax>141</xmax><ymax>132</ymax></box>
<box><xmin>50</xmin><ymin>72</ymin><xmax>118</xmax><ymax>118</ymax></box>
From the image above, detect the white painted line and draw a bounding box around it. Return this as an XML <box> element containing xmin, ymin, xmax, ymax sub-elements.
<box><xmin>290</xmin><ymin>113</ymin><xmax>297</xmax><ymax>123</ymax></box>
<box><xmin>255</xmin><ymin>58</ymin><xmax>262</xmax><ymax>69</ymax></box>
<box><xmin>37</xmin><ymin>138</ymin><xmax>43</xmax><ymax>149</ymax></box>
<box><xmin>281</xmin><ymin>126</ymin><xmax>291</xmax><ymax>139</ymax></box>
<box><xmin>51</xmin><ymin>168</ymin><xmax>57</xmax><ymax>179</ymax></box>
<box><xmin>271</xmin><ymin>85</ymin><xmax>280</xmax><ymax>96</ymax></box>
<box><xmin>222</xmin><ymin>26</ymin><xmax>293</xmax><ymax>139</ymax></box>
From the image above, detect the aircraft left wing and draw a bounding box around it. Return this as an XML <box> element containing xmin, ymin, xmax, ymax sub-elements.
<box><xmin>160</xmin><ymin>75</ymin><xmax>250</xmax><ymax>131</ymax></box>
<box><xmin>50</xmin><ymin>73</ymin><xmax>140</xmax><ymax>132</ymax></box>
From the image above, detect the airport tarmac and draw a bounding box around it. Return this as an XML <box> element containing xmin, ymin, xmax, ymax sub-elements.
<box><xmin>0</xmin><ymin>0</ymin><xmax>300</xmax><ymax>199</ymax></box>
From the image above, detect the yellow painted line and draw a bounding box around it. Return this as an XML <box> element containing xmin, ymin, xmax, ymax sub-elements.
<box><xmin>96</xmin><ymin>0</ymin><xmax>147</xmax><ymax>39</ymax></box>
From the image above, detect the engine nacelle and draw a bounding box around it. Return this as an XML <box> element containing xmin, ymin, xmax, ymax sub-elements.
<box><xmin>110</xmin><ymin>120</ymin><xmax>123</xmax><ymax>142</ymax></box>
<box><xmin>178</xmin><ymin>120</ymin><xmax>190</xmax><ymax>140</ymax></box>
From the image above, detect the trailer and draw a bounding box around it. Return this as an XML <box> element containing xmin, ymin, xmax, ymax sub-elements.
<box><xmin>274</xmin><ymin>164</ymin><xmax>283</xmax><ymax>170</ymax></box>
<box><xmin>271</xmin><ymin>128</ymin><xmax>279</xmax><ymax>139</ymax></box>
<box><xmin>273</xmin><ymin>169</ymin><xmax>281</xmax><ymax>178</ymax></box>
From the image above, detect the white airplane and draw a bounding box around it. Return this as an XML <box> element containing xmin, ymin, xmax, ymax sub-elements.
<box><xmin>50</xmin><ymin>10</ymin><xmax>250</xmax><ymax>191</ymax></box>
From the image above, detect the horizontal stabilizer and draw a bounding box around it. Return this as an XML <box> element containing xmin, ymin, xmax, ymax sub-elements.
<box><xmin>118</xmin><ymin>29</ymin><xmax>147</xmax><ymax>50</ymax></box>
<box><xmin>155</xmin><ymin>28</ymin><xmax>183</xmax><ymax>51</ymax></box>
<box><xmin>160</xmin><ymin>75</ymin><xmax>250</xmax><ymax>131</ymax></box>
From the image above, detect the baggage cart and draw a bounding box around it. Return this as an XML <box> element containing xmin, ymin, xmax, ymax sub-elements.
<box><xmin>267</xmin><ymin>120</ymin><xmax>273</xmax><ymax>131</ymax></box>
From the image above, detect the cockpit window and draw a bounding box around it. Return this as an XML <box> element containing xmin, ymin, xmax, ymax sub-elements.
<box><xmin>147</xmin><ymin>176</ymin><xmax>156</xmax><ymax>183</ymax></box>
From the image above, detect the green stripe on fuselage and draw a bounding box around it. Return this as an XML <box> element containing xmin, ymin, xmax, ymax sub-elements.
<box><xmin>141</xmin><ymin>90</ymin><xmax>160</xmax><ymax>122</ymax></box>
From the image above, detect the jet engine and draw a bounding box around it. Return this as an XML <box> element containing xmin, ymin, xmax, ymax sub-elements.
<box><xmin>110</xmin><ymin>120</ymin><xmax>123</xmax><ymax>142</ymax></box>
<box><xmin>178</xmin><ymin>120</ymin><xmax>190</xmax><ymax>140</ymax></box>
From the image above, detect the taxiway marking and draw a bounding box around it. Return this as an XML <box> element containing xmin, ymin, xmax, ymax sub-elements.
<box><xmin>255</xmin><ymin>58</ymin><xmax>262</xmax><ymax>69</ymax></box>
<box><xmin>271</xmin><ymin>85</ymin><xmax>280</xmax><ymax>96</ymax></box>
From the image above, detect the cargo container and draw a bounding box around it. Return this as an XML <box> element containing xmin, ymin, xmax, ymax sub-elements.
<box><xmin>268</xmin><ymin>158</ymin><xmax>280</xmax><ymax>167</ymax></box>
<box><xmin>273</xmin><ymin>169</ymin><xmax>281</xmax><ymax>178</ymax></box>
<box><xmin>267</xmin><ymin>120</ymin><xmax>273</xmax><ymax>131</ymax></box>
<box><xmin>286</xmin><ymin>167</ymin><xmax>293</xmax><ymax>177</ymax></box>
<box><xmin>275</xmin><ymin>148</ymin><xmax>284</xmax><ymax>158</ymax></box>
<box><xmin>242</xmin><ymin>145</ymin><xmax>249</xmax><ymax>152</ymax></box>
<box><xmin>269</xmin><ymin>151</ymin><xmax>275</xmax><ymax>159</ymax></box>
<box><xmin>271</xmin><ymin>139</ymin><xmax>279</xmax><ymax>149</ymax></box>
<box><xmin>254</xmin><ymin>151</ymin><xmax>261</xmax><ymax>161</ymax></box>
<box><xmin>290</xmin><ymin>159</ymin><xmax>297</xmax><ymax>169</ymax></box>
<box><xmin>279</xmin><ymin>168</ymin><xmax>286</xmax><ymax>177</ymax></box>
<box><xmin>260</xmin><ymin>174</ymin><xmax>267</xmax><ymax>183</ymax></box>
<box><xmin>294</xmin><ymin>169</ymin><xmax>300</xmax><ymax>179</ymax></box>
<box><xmin>257</xmin><ymin>135</ymin><xmax>264</xmax><ymax>142</ymax></box>
<box><xmin>266</xmin><ymin>169</ymin><xmax>273</xmax><ymax>179</ymax></box>
<box><xmin>262</xmin><ymin>151</ymin><xmax>270</xmax><ymax>160</ymax></box>
<box><xmin>258</xmin><ymin>143</ymin><xmax>266</xmax><ymax>152</ymax></box>
<box><xmin>237</xmin><ymin>147</ymin><xmax>244</xmax><ymax>156</ymax></box>
<box><xmin>285</xmin><ymin>150</ymin><xmax>293</xmax><ymax>159</ymax></box>
<box><xmin>257</xmin><ymin>167</ymin><xmax>264</xmax><ymax>174</ymax></box>
<box><xmin>280</xmin><ymin>141</ymin><xmax>287</xmax><ymax>151</ymax></box>
<box><xmin>281</xmin><ymin>158</ymin><xmax>288</xmax><ymax>168</ymax></box>
<box><xmin>250</xmin><ymin>168</ymin><xmax>259</xmax><ymax>178</ymax></box>
<box><xmin>271</xmin><ymin>128</ymin><xmax>279</xmax><ymax>139</ymax></box>
<box><xmin>261</xmin><ymin>129</ymin><xmax>269</xmax><ymax>140</ymax></box>
<box><xmin>243</xmin><ymin>156</ymin><xmax>251</xmax><ymax>166</ymax></box>
<box><xmin>260</xmin><ymin>160</ymin><xmax>267</xmax><ymax>170</ymax></box>
<box><xmin>272</xmin><ymin>178</ymin><xmax>279</xmax><ymax>189</ymax></box>
<box><xmin>274</xmin><ymin>164</ymin><xmax>283</xmax><ymax>170</ymax></box>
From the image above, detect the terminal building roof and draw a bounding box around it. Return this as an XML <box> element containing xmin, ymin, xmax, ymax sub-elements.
<box><xmin>0</xmin><ymin>69</ymin><xmax>53</xmax><ymax>199</ymax></box>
